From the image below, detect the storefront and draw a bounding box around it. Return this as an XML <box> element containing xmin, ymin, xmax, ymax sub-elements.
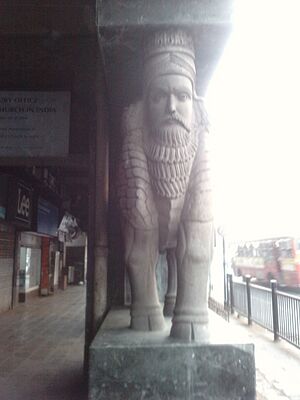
<box><xmin>17</xmin><ymin>232</ymin><xmax>42</xmax><ymax>301</ymax></box>
<box><xmin>0</xmin><ymin>175</ymin><xmax>16</xmax><ymax>313</ymax></box>
<box><xmin>0</xmin><ymin>172</ymin><xmax>62</xmax><ymax>305</ymax></box>
<box><xmin>5</xmin><ymin>177</ymin><xmax>37</xmax><ymax>303</ymax></box>
<box><xmin>0</xmin><ymin>221</ymin><xmax>16</xmax><ymax>313</ymax></box>
<box><xmin>36</xmin><ymin>197</ymin><xmax>61</xmax><ymax>295</ymax></box>
<box><xmin>0</xmin><ymin>175</ymin><xmax>16</xmax><ymax>312</ymax></box>
<box><xmin>65</xmin><ymin>232</ymin><xmax>87</xmax><ymax>285</ymax></box>
<box><xmin>14</xmin><ymin>195</ymin><xmax>61</xmax><ymax>301</ymax></box>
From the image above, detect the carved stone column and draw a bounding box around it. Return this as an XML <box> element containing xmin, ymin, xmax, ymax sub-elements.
<box><xmin>89</xmin><ymin>2</ymin><xmax>256</xmax><ymax>399</ymax></box>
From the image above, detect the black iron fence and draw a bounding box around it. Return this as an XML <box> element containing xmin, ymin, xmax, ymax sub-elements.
<box><xmin>226</xmin><ymin>274</ymin><xmax>300</xmax><ymax>349</ymax></box>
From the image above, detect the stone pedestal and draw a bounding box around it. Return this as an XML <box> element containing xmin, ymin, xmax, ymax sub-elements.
<box><xmin>89</xmin><ymin>308</ymin><xmax>256</xmax><ymax>400</ymax></box>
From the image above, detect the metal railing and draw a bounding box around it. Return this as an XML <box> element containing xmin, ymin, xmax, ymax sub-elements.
<box><xmin>227</xmin><ymin>274</ymin><xmax>300</xmax><ymax>349</ymax></box>
<box><xmin>250</xmin><ymin>283</ymin><xmax>273</xmax><ymax>332</ymax></box>
<box><xmin>231</xmin><ymin>280</ymin><xmax>247</xmax><ymax>318</ymax></box>
<box><xmin>277</xmin><ymin>291</ymin><xmax>300</xmax><ymax>347</ymax></box>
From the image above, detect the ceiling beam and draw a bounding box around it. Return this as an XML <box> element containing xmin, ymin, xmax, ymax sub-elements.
<box><xmin>0</xmin><ymin>154</ymin><xmax>89</xmax><ymax>169</ymax></box>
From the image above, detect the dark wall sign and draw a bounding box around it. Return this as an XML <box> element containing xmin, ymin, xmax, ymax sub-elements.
<box><xmin>37</xmin><ymin>197</ymin><xmax>59</xmax><ymax>237</ymax></box>
<box><xmin>0</xmin><ymin>91</ymin><xmax>70</xmax><ymax>157</ymax></box>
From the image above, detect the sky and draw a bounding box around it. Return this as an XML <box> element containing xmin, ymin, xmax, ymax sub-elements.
<box><xmin>205</xmin><ymin>0</ymin><xmax>300</xmax><ymax>240</ymax></box>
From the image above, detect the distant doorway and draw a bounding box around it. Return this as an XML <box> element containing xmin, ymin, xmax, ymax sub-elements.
<box><xmin>19</xmin><ymin>247</ymin><xmax>41</xmax><ymax>302</ymax></box>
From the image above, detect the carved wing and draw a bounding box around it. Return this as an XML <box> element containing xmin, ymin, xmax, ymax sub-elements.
<box><xmin>118</xmin><ymin>102</ymin><xmax>158</xmax><ymax>230</ymax></box>
<box><xmin>182</xmin><ymin>100</ymin><xmax>213</xmax><ymax>223</ymax></box>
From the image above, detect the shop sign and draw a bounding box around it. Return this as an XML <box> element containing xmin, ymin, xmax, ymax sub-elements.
<box><xmin>58</xmin><ymin>212</ymin><xmax>80</xmax><ymax>242</ymax></box>
<box><xmin>20</xmin><ymin>232</ymin><xmax>41</xmax><ymax>248</ymax></box>
<box><xmin>0</xmin><ymin>91</ymin><xmax>70</xmax><ymax>157</ymax></box>
<box><xmin>15</xmin><ymin>183</ymin><xmax>33</xmax><ymax>224</ymax></box>
<box><xmin>37</xmin><ymin>197</ymin><xmax>59</xmax><ymax>237</ymax></box>
<box><xmin>7</xmin><ymin>179</ymin><xmax>33</xmax><ymax>227</ymax></box>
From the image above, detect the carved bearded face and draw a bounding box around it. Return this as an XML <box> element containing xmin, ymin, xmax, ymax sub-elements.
<box><xmin>147</xmin><ymin>74</ymin><xmax>193</xmax><ymax>145</ymax></box>
<box><xmin>144</xmin><ymin>73</ymin><xmax>198</xmax><ymax>199</ymax></box>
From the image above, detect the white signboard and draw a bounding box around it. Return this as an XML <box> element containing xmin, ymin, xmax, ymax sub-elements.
<box><xmin>0</xmin><ymin>91</ymin><xmax>70</xmax><ymax>157</ymax></box>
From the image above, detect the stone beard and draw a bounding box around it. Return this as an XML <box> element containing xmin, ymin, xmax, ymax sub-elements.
<box><xmin>144</xmin><ymin>113</ymin><xmax>198</xmax><ymax>199</ymax></box>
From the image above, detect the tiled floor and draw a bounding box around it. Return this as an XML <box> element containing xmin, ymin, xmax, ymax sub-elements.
<box><xmin>1</xmin><ymin>285</ymin><xmax>299</xmax><ymax>400</ymax></box>
<box><xmin>0</xmin><ymin>285</ymin><xmax>87</xmax><ymax>400</ymax></box>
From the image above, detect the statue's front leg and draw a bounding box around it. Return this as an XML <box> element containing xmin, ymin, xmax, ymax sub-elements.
<box><xmin>170</xmin><ymin>220</ymin><xmax>213</xmax><ymax>341</ymax></box>
<box><xmin>124</xmin><ymin>223</ymin><xmax>166</xmax><ymax>331</ymax></box>
<box><xmin>163</xmin><ymin>249</ymin><xmax>177</xmax><ymax>317</ymax></box>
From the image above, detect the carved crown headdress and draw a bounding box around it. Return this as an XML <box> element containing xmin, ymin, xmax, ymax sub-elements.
<box><xmin>143</xmin><ymin>30</ymin><xmax>197</xmax><ymax>94</ymax></box>
<box><xmin>144</xmin><ymin>30</ymin><xmax>195</xmax><ymax>61</ymax></box>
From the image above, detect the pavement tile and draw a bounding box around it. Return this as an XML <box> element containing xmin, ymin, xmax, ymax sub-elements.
<box><xmin>224</xmin><ymin>314</ymin><xmax>300</xmax><ymax>400</ymax></box>
<box><xmin>0</xmin><ymin>285</ymin><xmax>87</xmax><ymax>400</ymax></box>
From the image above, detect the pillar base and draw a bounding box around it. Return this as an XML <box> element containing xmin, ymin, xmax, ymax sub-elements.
<box><xmin>89</xmin><ymin>307</ymin><xmax>256</xmax><ymax>400</ymax></box>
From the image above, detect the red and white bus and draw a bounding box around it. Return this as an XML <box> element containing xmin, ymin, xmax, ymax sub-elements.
<box><xmin>231</xmin><ymin>237</ymin><xmax>300</xmax><ymax>287</ymax></box>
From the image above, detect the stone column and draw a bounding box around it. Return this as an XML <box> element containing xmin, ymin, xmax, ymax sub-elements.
<box><xmin>92</xmin><ymin>56</ymin><xmax>110</xmax><ymax>332</ymax></box>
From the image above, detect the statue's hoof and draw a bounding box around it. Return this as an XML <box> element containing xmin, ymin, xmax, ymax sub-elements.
<box><xmin>130</xmin><ymin>306</ymin><xmax>166</xmax><ymax>331</ymax></box>
<box><xmin>170</xmin><ymin>321</ymin><xmax>210</xmax><ymax>342</ymax></box>
<box><xmin>163</xmin><ymin>296</ymin><xmax>176</xmax><ymax>317</ymax></box>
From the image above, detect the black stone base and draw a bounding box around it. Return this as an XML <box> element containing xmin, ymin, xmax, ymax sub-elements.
<box><xmin>89</xmin><ymin>308</ymin><xmax>256</xmax><ymax>400</ymax></box>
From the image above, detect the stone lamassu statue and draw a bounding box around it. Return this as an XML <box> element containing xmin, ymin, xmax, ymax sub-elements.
<box><xmin>118</xmin><ymin>30</ymin><xmax>213</xmax><ymax>341</ymax></box>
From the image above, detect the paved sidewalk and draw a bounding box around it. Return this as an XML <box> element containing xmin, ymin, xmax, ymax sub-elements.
<box><xmin>237</xmin><ymin>318</ymin><xmax>300</xmax><ymax>400</ymax></box>
<box><xmin>209</xmin><ymin>311</ymin><xmax>300</xmax><ymax>400</ymax></box>
<box><xmin>0</xmin><ymin>285</ymin><xmax>87</xmax><ymax>400</ymax></box>
<box><xmin>0</xmin><ymin>285</ymin><xmax>299</xmax><ymax>399</ymax></box>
